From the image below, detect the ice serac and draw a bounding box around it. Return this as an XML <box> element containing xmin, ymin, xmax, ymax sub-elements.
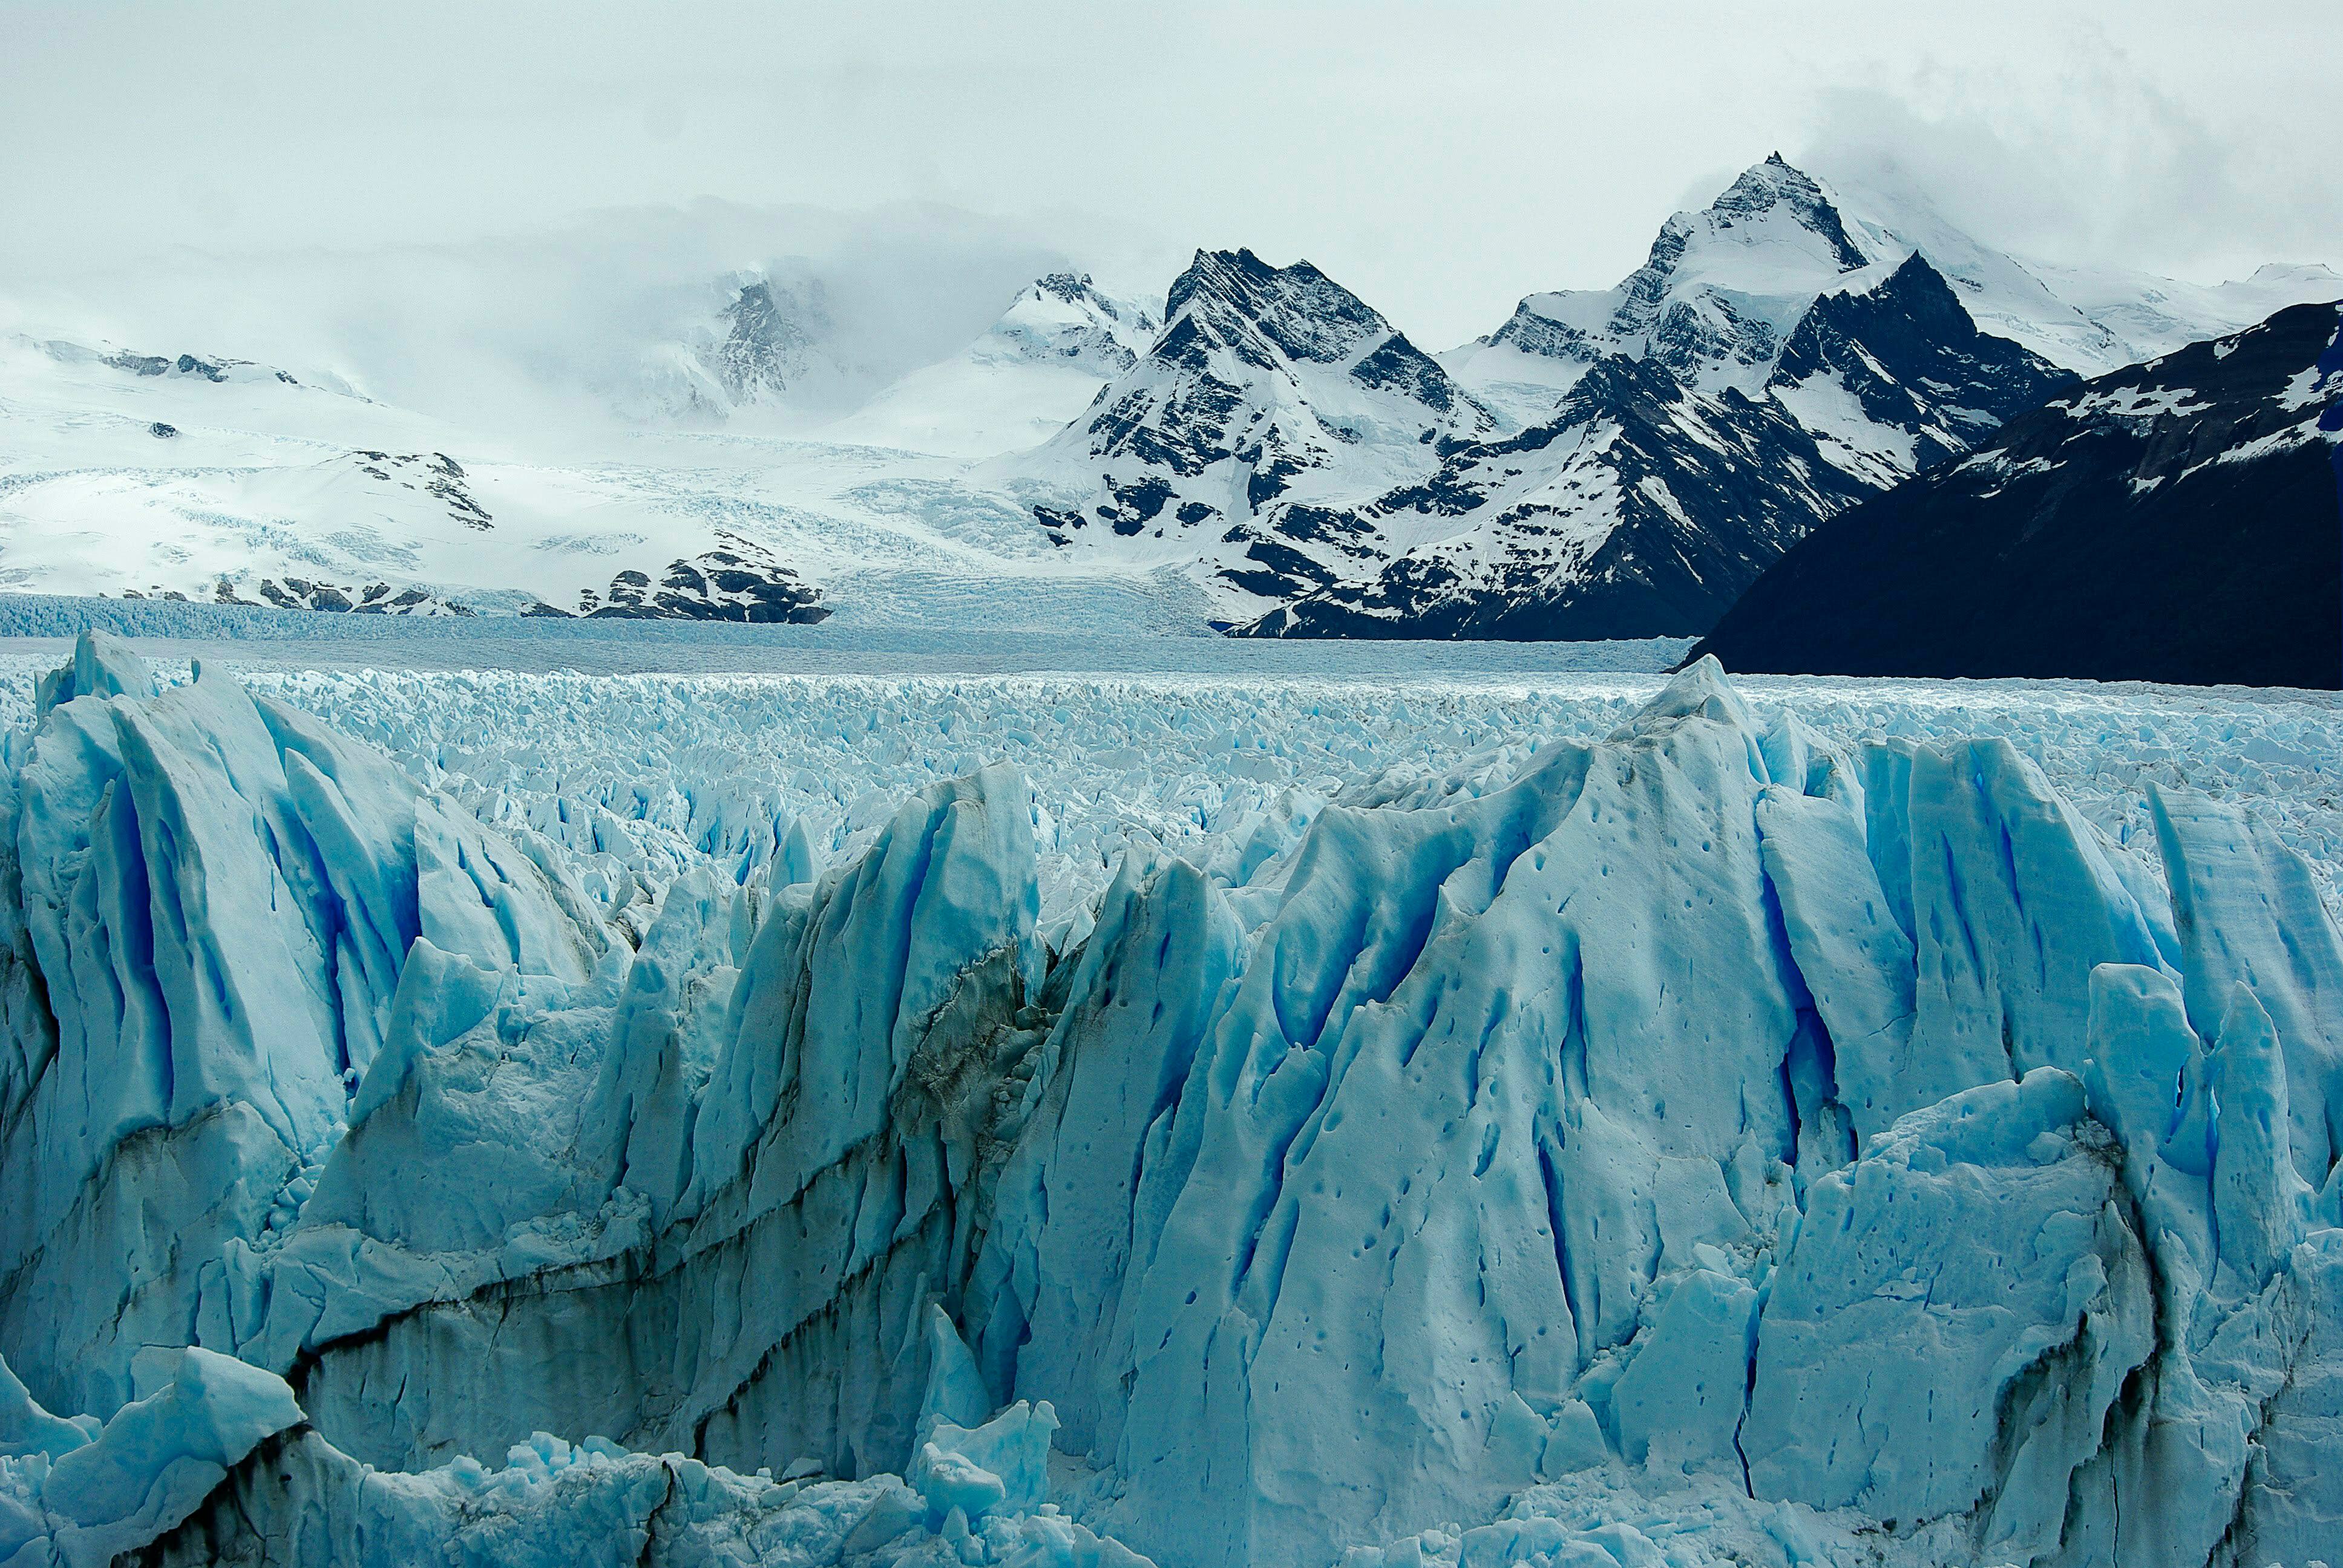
<box><xmin>1745</xmin><ymin>1070</ymin><xmax>2155</xmax><ymax>1562</ymax></box>
<box><xmin>4</xmin><ymin>638</ymin><xmax>2343</xmax><ymax>1567</ymax></box>
<box><xmin>0</xmin><ymin>633</ymin><xmax>609</xmax><ymax>1420</ymax></box>
<box><xmin>2152</xmin><ymin>781</ymin><xmax>2343</xmax><ymax>1177</ymax></box>
<box><xmin>966</xmin><ymin>850</ymin><xmax>1245</xmax><ymax>1456</ymax></box>
<box><xmin>0</xmin><ymin>1347</ymin><xmax>303</xmax><ymax>1567</ymax></box>
<box><xmin>0</xmin><ymin>1344</ymin><xmax>1155</xmax><ymax>1568</ymax></box>
<box><xmin>263</xmin><ymin>759</ymin><xmax>1051</xmax><ymax>1485</ymax></box>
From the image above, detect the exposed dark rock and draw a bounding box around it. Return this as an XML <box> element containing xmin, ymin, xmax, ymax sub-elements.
<box><xmin>1692</xmin><ymin>301</ymin><xmax>2343</xmax><ymax>688</ymax></box>
<box><xmin>586</xmin><ymin>533</ymin><xmax>830</xmax><ymax>624</ymax></box>
<box><xmin>1766</xmin><ymin>253</ymin><xmax>2079</xmax><ymax>477</ymax></box>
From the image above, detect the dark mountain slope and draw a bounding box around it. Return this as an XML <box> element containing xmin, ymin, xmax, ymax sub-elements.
<box><xmin>1690</xmin><ymin>301</ymin><xmax>2343</xmax><ymax>688</ymax></box>
<box><xmin>1236</xmin><ymin>256</ymin><xmax>2074</xmax><ymax>641</ymax></box>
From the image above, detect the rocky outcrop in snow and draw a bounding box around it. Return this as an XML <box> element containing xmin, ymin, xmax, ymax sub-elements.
<box><xmin>1</xmin><ymin>635</ymin><xmax>2340</xmax><ymax>1566</ymax></box>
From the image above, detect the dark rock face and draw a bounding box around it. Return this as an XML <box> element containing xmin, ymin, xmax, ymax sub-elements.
<box><xmin>1766</xmin><ymin>253</ymin><xmax>2079</xmax><ymax>480</ymax></box>
<box><xmin>1690</xmin><ymin>301</ymin><xmax>2343</xmax><ymax>688</ymax></box>
<box><xmin>576</xmin><ymin>532</ymin><xmax>830</xmax><ymax>623</ymax></box>
<box><xmin>1489</xmin><ymin>304</ymin><xmax>1594</xmax><ymax>361</ymax></box>
<box><xmin>149</xmin><ymin>422</ymin><xmax>177</xmax><ymax>439</ymax></box>
<box><xmin>1231</xmin><ymin>229</ymin><xmax>2081</xmax><ymax>642</ymax></box>
<box><xmin>1236</xmin><ymin>355</ymin><xmax>1876</xmax><ymax>639</ymax></box>
<box><xmin>237</xmin><ymin>578</ymin><xmax>476</xmax><ymax>616</ymax></box>
<box><xmin>1159</xmin><ymin>250</ymin><xmax>1388</xmax><ymax>365</ymax></box>
<box><xmin>1027</xmin><ymin>247</ymin><xmax>1496</xmax><ymax>599</ymax></box>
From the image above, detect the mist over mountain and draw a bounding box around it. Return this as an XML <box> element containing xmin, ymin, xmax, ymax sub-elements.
<box><xmin>0</xmin><ymin>154</ymin><xmax>2333</xmax><ymax>640</ymax></box>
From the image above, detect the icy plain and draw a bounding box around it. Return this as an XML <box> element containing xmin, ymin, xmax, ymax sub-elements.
<box><xmin>0</xmin><ymin>623</ymin><xmax>2339</xmax><ymax>1568</ymax></box>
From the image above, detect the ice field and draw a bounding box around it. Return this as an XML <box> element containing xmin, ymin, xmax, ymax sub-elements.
<box><xmin>0</xmin><ymin>618</ymin><xmax>2330</xmax><ymax>927</ymax></box>
<box><xmin>1</xmin><ymin>619</ymin><xmax>2339</xmax><ymax>1567</ymax></box>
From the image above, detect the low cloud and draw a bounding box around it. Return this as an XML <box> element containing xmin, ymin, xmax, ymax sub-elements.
<box><xmin>1798</xmin><ymin>29</ymin><xmax>2338</xmax><ymax>282</ymax></box>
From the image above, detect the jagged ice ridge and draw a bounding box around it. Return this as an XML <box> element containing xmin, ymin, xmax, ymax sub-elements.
<box><xmin>0</xmin><ymin>633</ymin><xmax>2339</xmax><ymax>1566</ymax></box>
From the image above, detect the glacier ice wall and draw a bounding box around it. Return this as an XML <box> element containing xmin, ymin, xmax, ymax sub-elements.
<box><xmin>1</xmin><ymin>632</ymin><xmax>2339</xmax><ymax>1567</ymax></box>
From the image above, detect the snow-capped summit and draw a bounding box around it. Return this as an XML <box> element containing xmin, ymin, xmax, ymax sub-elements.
<box><xmin>1447</xmin><ymin>152</ymin><xmax>2343</xmax><ymax>425</ymax></box>
<box><xmin>1602</xmin><ymin>152</ymin><xmax>1879</xmax><ymax>379</ymax></box>
<box><xmin>1450</xmin><ymin>154</ymin><xmax>1895</xmax><ymax>420</ymax></box>
<box><xmin>985</xmin><ymin>271</ymin><xmax>1159</xmax><ymax>375</ymax></box>
<box><xmin>1237</xmin><ymin>245</ymin><xmax>2073</xmax><ymax>639</ymax></box>
<box><xmin>1015</xmin><ymin>248</ymin><xmax>1498</xmax><ymax>606</ymax></box>
<box><xmin>819</xmin><ymin>270</ymin><xmax>1161</xmax><ymax>457</ymax></box>
<box><xmin>623</xmin><ymin>270</ymin><xmax>850</xmax><ymax>423</ymax></box>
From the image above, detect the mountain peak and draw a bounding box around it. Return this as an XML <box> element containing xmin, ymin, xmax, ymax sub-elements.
<box><xmin>1162</xmin><ymin>249</ymin><xmax>1390</xmax><ymax>367</ymax></box>
<box><xmin>1704</xmin><ymin>155</ymin><xmax>1866</xmax><ymax>270</ymax></box>
<box><xmin>1766</xmin><ymin>247</ymin><xmax>2078</xmax><ymax>483</ymax></box>
<box><xmin>703</xmin><ymin>273</ymin><xmax>827</xmax><ymax>405</ymax></box>
<box><xmin>1035</xmin><ymin>271</ymin><xmax>1104</xmax><ymax>306</ymax></box>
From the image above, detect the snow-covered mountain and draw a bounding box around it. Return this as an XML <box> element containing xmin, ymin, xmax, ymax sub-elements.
<box><xmin>1</xmin><ymin>169</ymin><xmax>2333</xmax><ymax>635</ymax></box>
<box><xmin>1236</xmin><ymin>250</ymin><xmax>2077</xmax><ymax>638</ymax></box>
<box><xmin>821</xmin><ymin>272</ymin><xmax>1161</xmax><ymax>457</ymax></box>
<box><xmin>1012</xmin><ymin>248</ymin><xmax>1499</xmax><ymax>604</ymax></box>
<box><xmin>0</xmin><ymin>328</ymin><xmax>834</xmax><ymax>620</ymax></box>
<box><xmin>986</xmin><ymin>270</ymin><xmax>1161</xmax><ymax>374</ymax></box>
<box><xmin>1764</xmin><ymin>251</ymin><xmax>2082</xmax><ymax>485</ymax></box>
<box><xmin>1207</xmin><ymin>153</ymin><xmax>2340</xmax><ymax>640</ymax></box>
<box><xmin>1694</xmin><ymin>298</ymin><xmax>2343</xmax><ymax>687</ymax></box>
<box><xmin>1445</xmin><ymin>153</ymin><xmax>1884</xmax><ymax>417</ymax></box>
<box><xmin>1233</xmin><ymin>356</ymin><xmax>1876</xmax><ymax>639</ymax></box>
<box><xmin>1446</xmin><ymin>152</ymin><xmax>2343</xmax><ymax>410</ymax></box>
<box><xmin>1004</xmin><ymin>159</ymin><xmax>2080</xmax><ymax>638</ymax></box>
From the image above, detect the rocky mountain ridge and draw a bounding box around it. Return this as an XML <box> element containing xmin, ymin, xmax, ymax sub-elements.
<box><xmin>1691</xmin><ymin>298</ymin><xmax>2343</xmax><ymax>687</ymax></box>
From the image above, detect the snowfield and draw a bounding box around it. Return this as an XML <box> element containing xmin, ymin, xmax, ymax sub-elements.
<box><xmin>1</xmin><ymin>626</ymin><xmax>2340</xmax><ymax>1568</ymax></box>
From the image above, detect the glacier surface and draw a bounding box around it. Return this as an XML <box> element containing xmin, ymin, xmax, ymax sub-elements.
<box><xmin>0</xmin><ymin>631</ymin><xmax>2339</xmax><ymax>1567</ymax></box>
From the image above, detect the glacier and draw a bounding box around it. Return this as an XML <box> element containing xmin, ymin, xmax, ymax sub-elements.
<box><xmin>0</xmin><ymin>630</ymin><xmax>2339</xmax><ymax>1566</ymax></box>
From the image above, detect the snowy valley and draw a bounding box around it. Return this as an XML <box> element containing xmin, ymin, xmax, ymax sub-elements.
<box><xmin>1</xmin><ymin>627</ymin><xmax>2340</xmax><ymax>1566</ymax></box>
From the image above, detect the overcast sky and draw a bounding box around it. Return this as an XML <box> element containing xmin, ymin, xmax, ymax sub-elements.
<box><xmin>4</xmin><ymin>0</ymin><xmax>2336</xmax><ymax>347</ymax></box>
